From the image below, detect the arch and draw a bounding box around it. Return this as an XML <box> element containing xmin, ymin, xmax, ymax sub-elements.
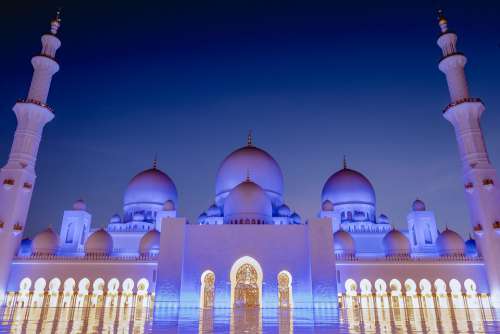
<box><xmin>230</xmin><ymin>256</ymin><xmax>263</xmax><ymax>308</ymax></box>
<box><xmin>78</xmin><ymin>278</ymin><xmax>90</xmax><ymax>294</ymax></box>
<box><xmin>360</xmin><ymin>279</ymin><xmax>372</xmax><ymax>295</ymax></box>
<box><xmin>137</xmin><ymin>278</ymin><xmax>149</xmax><ymax>294</ymax></box>
<box><xmin>449</xmin><ymin>279</ymin><xmax>462</xmax><ymax>295</ymax></box>
<box><xmin>64</xmin><ymin>278</ymin><xmax>76</xmax><ymax>293</ymax></box>
<box><xmin>92</xmin><ymin>278</ymin><xmax>105</xmax><ymax>294</ymax></box>
<box><xmin>277</xmin><ymin>270</ymin><xmax>293</xmax><ymax>308</ymax></box>
<box><xmin>48</xmin><ymin>278</ymin><xmax>61</xmax><ymax>293</ymax></box>
<box><xmin>107</xmin><ymin>278</ymin><xmax>120</xmax><ymax>293</ymax></box>
<box><xmin>464</xmin><ymin>279</ymin><xmax>477</xmax><ymax>294</ymax></box>
<box><xmin>419</xmin><ymin>279</ymin><xmax>432</xmax><ymax>295</ymax></box>
<box><xmin>434</xmin><ymin>279</ymin><xmax>447</xmax><ymax>295</ymax></box>
<box><xmin>389</xmin><ymin>279</ymin><xmax>402</xmax><ymax>294</ymax></box>
<box><xmin>404</xmin><ymin>279</ymin><xmax>417</xmax><ymax>294</ymax></box>
<box><xmin>200</xmin><ymin>270</ymin><xmax>215</xmax><ymax>308</ymax></box>
<box><xmin>122</xmin><ymin>278</ymin><xmax>134</xmax><ymax>293</ymax></box>
<box><xmin>374</xmin><ymin>279</ymin><xmax>387</xmax><ymax>295</ymax></box>
<box><xmin>344</xmin><ymin>279</ymin><xmax>357</xmax><ymax>296</ymax></box>
<box><xmin>19</xmin><ymin>277</ymin><xmax>32</xmax><ymax>292</ymax></box>
<box><xmin>32</xmin><ymin>279</ymin><xmax>46</xmax><ymax>293</ymax></box>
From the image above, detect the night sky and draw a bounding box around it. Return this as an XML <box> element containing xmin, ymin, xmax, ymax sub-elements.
<box><xmin>1</xmin><ymin>1</ymin><xmax>499</xmax><ymax>238</ymax></box>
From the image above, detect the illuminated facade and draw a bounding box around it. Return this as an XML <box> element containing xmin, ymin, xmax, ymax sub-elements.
<box><xmin>0</xmin><ymin>10</ymin><xmax>499</xmax><ymax>314</ymax></box>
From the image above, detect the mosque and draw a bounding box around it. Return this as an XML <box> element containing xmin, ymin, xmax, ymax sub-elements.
<box><xmin>0</xmin><ymin>10</ymin><xmax>499</xmax><ymax>312</ymax></box>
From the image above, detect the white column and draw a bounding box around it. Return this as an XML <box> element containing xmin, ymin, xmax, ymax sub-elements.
<box><xmin>437</xmin><ymin>11</ymin><xmax>500</xmax><ymax>308</ymax></box>
<box><xmin>0</xmin><ymin>14</ymin><xmax>61</xmax><ymax>302</ymax></box>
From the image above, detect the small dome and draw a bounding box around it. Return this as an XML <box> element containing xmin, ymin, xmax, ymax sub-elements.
<box><xmin>206</xmin><ymin>204</ymin><xmax>222</xmax><ymax>217</ymax></box>
<box><xmin>109</xmin><ymin>214</ymin><xmax>121</xmax><ymax>224</ymax></box>
<box><xmin>215</xmin><ymin>144</ymin><xmax>284</xmax><ymax>205</ymax></box>
<box><xmin>436</xmin><ymin>228</ymin><xmax>465</xmax><ymax>256</ymax></box>
<box><xmin>322</xmin><ymin>200</ymin><xmax>334</xmax><ymax>212</ymax></box>
<box><xmin>465</xmin><ymin>237</ymin><xmax>477</xmax><ymax>256</ymax></box>
<box><xmin>85</xmin><ymin>229</ymin><xmax>113</xmax><ymax>256</ymax></box>
<box><xmin>290</xmin><ymin>212</ymin><xmax>301</xmax><ymax>224</ymax></box>
<box><xmin>412</xmin><ymin>199</ymin><xmax>426</xmax><ymax>211</ymax></box>
<box><xmin>139</xmin><ymin>229</ymin><xmax>161</xmax><ymax>255</ymax></box>
<box><xmin>378</xmin><ymin>214</ymin><xmax>389</xmax><ymax>224</ymax></box>
<box><xmin>124</xmin><ymin>168</ymin><xmax>178</xmax><ymax>208</ymax></box>
<box><xmin>277</xmin><ymin>204</ymin><xmax>291</xmax><ymax>217</ymax></box>
<box><xmin>73</xmin><ymin>199</ymin><xmax>87</xmax><ymax>211</ymax></box>
<box><xmin>32</xmin><ymin>228</ymin><xmax>59</xmax><ymax>255</ymax></box>
<box><xmin>334</xmin><ymin>230</ymin><xmax>355</xmax><ymax>256</ymax></box>
<box><xmin>383</xmin><ymin>229</ymin><xmax>410</xmax><ymax>256</ymax></box>
<box><xmin>163</xmin><ymin>200</ymin><xmax>175</xmax><ymax>211</ymax></box>
<box><xmin>133</xmin><ymin>213</ymin><xmax>145</xmax><ymax>221</ymax></box>
<box><xmin>224</xmin><ymin>180</ymin><xmax>272</xmax><ymax>224</ymax></box>
<box><xmin>198</xmin><ymin>212</ymin><xmax>207</xmax><ymax>224</ymax></box>
<box><xmin>322</xmin><ymin>168</ymin><xmax>376</xmax><ymax>207</ymax></box>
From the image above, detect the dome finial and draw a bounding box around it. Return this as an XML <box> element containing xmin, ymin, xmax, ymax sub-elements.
<box><xmin>246</xmin><ymin>168</ymin><xmax>251</xmax><ymax>182</ymax></box>
<box><xmin>247</xmin><ymin>130</ymin><xmax>253</xmax><ymax>146</ymax></box>
<box><xmin>437</xmin><ymin>9</ymin><xmax>448</xmax><ymax>33</ymax></box>
<box><xmin>343</xmin><ymin>155</ymin><xmax>347</xmax><ymax>169</ymax></box>
<box><xmin>153</xmin><ymin>154</ymin><xmax>158</xmax><ymax>169</ymax></box>
<box><xmin>50</xmin><ymin>8</ymin><xmax>62</xmax><ymax>35</ymax></box>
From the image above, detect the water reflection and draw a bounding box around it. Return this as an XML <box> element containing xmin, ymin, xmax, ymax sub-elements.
<box><xmin>0</xmin><ymin>306</ymin><xmax>498</xmax><ymax>333</ymax></box>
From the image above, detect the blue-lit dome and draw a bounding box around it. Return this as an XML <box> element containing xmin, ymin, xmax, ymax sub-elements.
<box><xmin>124</xmin><ymin>168</ymin><xmax>178</xmax><ymax>208</ymax></box>
<box><xmin>224</xmin><ymin>180</ymin><xmax>272</xmax><ymax>224</ymax></box>
<box><xmin>19</xmin><ymin>238</ymin><xmax>33</xmax><ymax>256</ymax></box>
<box><xmin>215</xmin><ymin>144</ymin><xmax>283</xmax><ymax>206</ymax></box>
<box><xmin>322</xmin><ymin>168</ymin><xmax>376</xmax><ymax>206</ymax></box>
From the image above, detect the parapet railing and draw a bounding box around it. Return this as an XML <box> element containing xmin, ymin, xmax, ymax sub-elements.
<box><xmin>13</xmin><ymin>254</ymin><xmax>159</xmax><ymax>262</ymax></box>
<box><xmin>336</xmin><ymin>254</ymin><xmax>483</xmax><ymax>263</ymax></box>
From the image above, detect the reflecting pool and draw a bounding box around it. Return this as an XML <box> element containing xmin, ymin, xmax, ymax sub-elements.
<box><xmin>0</xmin><ymin>306</ymin><xmax>499</xmax><ymax>333</ymax></box>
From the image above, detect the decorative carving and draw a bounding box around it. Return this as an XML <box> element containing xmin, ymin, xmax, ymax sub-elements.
<box><xmin>234</xmin><ymin>263</ymin><xmax>259</xmax><ymax>307</ymax></box>
<box><xmin>202</xmin><ymin>272</ymin><xmax>215</xmax><ymax>308</ymax></box>
<box><xmin>17</xmin><ymin>98</ymin><xmax>54</xmax><ymax>113</ymax></box>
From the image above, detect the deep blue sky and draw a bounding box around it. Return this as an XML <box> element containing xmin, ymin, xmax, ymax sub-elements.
<box><xmin>1</xmin><ymin>1</ymin><xmax>499</xmax><ymax>238</ymax></box>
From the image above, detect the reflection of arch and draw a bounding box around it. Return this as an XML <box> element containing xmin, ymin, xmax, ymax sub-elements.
<box><xmin>277</xmin><ymin>271</ymin><xmax>293</xmax><ymax>308</ymax></box>
<box><xmin>230</xmin><ymin>256</ymin><xmax>263</xmax><ymax>308</ymax></box>
<box><xmin>200</xmin><ymin>270</ymin><xmax>215</xmax><ymax>308</ymax></box>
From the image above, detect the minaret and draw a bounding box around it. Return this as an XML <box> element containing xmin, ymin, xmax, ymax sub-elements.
<box><xmin>0</xmin><ymin>12</ymin><xmax>62</xmax><ymax>302</ymax></box>
<box><xmin>437</xmin><ymin>10</ymin><xmax>500</xmax><ymax>308</ymax></box>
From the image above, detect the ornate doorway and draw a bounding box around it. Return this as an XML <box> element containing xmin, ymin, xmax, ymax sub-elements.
<box><xmin>233</xmin><ymin>263</ymin><xmax>260</xmax><ymax>307</ymax></box>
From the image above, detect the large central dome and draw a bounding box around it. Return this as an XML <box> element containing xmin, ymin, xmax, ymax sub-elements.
<box><xmin>215</xmin><ymin>143</ymin><xmax>283</xmax><ymax>205</ymax></box>
<box><xmin>322</xmin><ymin>167</ymin><xmax>375</xmax><ymax>206</ymax></box>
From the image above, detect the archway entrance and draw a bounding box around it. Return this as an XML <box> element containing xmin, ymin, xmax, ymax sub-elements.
<box><xmin>230</xmin><ymin>256</ymin><xmax>263</xmax><ymax>308</ymax></box>
<box><xmin>278</xmin><ymin>271</ymin><xmax>293</xmax><ymax>308</ymax></box>
<box><xmin>200</xmin><ymin>271</ymin><xmax>215</xmax><ymax>308</ymax></box>
<box><xmin>234</xmin><ymin>264</ymin><xmax>259</xmax><ymax>307</ymax></box>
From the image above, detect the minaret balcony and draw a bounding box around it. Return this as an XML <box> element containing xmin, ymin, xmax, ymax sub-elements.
<box><xmin>464</xmin><ymin>182</ymin><xmax>474</xmax><ymax>193</ymax></box>
<box><xmin>482</xmin><ymin>179</ymin><xmax>494</xmax><ymax>190</ymax></box>
<box><xmin>443</xmin><ymin>97</ymin><xmax>482</xmax><ymax>114</ymax></box>
<box><xmin>16</xmin><ymin>98</ymin><xmax>54</xmax><ymax>113</ymax></box>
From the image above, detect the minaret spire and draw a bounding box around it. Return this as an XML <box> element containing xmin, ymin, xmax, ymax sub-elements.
<box><xmin>437</xmin><ymin>10</ymin><xmax>500</xmax><ymax>308</ymax></box>
<box><xmin>343</xmin><ymin>155</ymin><xmax>347</xmax><ymax>169</ymax></box>
<box><xmin>0</xmin><ymin>13</ymin><xmax>62</xmax><ymax>303</ymax></box>
<box><xmin>153</xmin><ymin>154</ymin><xmax>158</xmax><ymax>169</ymax></box>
